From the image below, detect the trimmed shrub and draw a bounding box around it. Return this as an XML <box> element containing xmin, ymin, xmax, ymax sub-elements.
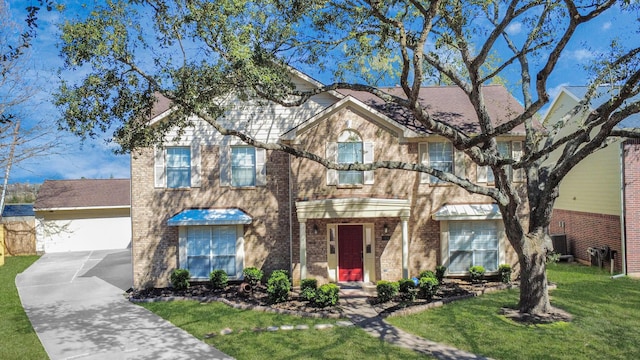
<box><xmin>418</xmin><ymin>270</ymin><xmax>435</xmax><ymax>280</ymax></box>
<box><xmin>300</xmin><ymin>278</ymin><xmax>318</xmax><ymax>302</ymax></box>
<box><xmin>314</xmin><ymin>283</ymin><xmax>340</xmax><ymax>308</ymax></box>
<box><xmin>376</xmin><ymin>280</ymin><xmax>399</xmax><ymax>303</ymax></box>
<box><xmin>398</xmin><ymin>278</ymin><xmax>418</xmax><ymax>302</ymax></box>
<box><xmin>418</xmin><ymin>276</ymin><xmax>439</xmax><ymax>300</ymax></box>
<box><xmin>266</xmin><ymin>270</ymin><xmax>291</xmax><ymax>304</ymax></box>
<box><xmin>209</xmin><ymin>269</ymin><xmax>228</xmax><ymax>290</ymax></box>
<box><xmin>170</xmin><ymin>269</ymin><xmax>190</xmax><ymax>290</ymax></box>
<box><xmin>469</xmin><ymin>265</ymin><xmax>486</xmax><ymax>283</ymax></box>
<box><xmin>242</xmin><ymin>267</ymin><xmax>264</xmax><ymax>287</ymax></box>
<box><xmin>435</xmin><ymin>265</ymin><xmax>447</xmax><ymax>283</ymax></box>
<box><xmin>498</xmin><ymin>264</ymin><xmax>512</xmax><ymax>284</ymax></box>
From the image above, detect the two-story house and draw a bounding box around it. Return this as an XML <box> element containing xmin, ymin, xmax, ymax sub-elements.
<box><xmin>544</xmin><ymin>86</ymin><xmax>640</xmax><ymax>276</ymax></box>
<box><xmin>131</xmin><ymin>70</ymin><xmax>524</xmax><ymax>289</ymax></box>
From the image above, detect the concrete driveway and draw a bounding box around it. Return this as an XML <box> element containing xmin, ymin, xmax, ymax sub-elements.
<box><xmin>16</xmin><ymin>250</ymin><xmax>232</xmax><ymax>360</ymax></box>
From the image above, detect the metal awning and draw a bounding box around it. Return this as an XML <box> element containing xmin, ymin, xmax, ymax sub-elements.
<box><xmin>167</xmin><ymin>208</ymin><xmax>252</xmax><ymax>226</ymax></box>
<box><xmin>432</xmin><ymin>204</ymin><xmax>502</xmax><ymax>221</ymax></box>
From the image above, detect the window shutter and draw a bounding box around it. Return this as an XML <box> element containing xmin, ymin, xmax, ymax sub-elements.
<box><xmin>363</xmin><ymin>141</ymin><xmax>374</xmax><ymax>185</ymax></box>
<box><xmin>419</xmin><ymin>142</ymin><xmax>429</xmax><ymax>184</ymax></box>
<box><xmin>154</xmin><ymin>146</ymin><xmax>166</xmax><ymax>188</ymax></box>
<box><xmin>219</xmin><ymin>144</ymin><xmax>231</xmax><ymax>187</ymax></box>
<box><xmin>477</xmin><ymin>164</ymin><xmax>488</xmax><ymax>183</ymax></box>
<box><xmin>512</xmin><ymin>141</ymin><xmax>524</xmax><ymax>182</ymax></box>
<box><xmin>326</xmin><ymin>142</ymin><xmax>338</xmax><ymax>185</ymax></box>
<box><xmin>191</xmin><ymin>144</ymin><xmax>201</xmax><ymax>187</ymax></box>
<box><xmin>255</xmin><ymin>147</ymin><xmax>267</xmax><ymax>186</ymax></box>
<box><xmin>454</xmin><ymin>149</ymin><xmax>466</xmax><ymax>178</ymax></box>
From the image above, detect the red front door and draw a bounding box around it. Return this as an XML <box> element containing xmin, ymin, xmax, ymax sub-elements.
<box><xmin>338</xmin><ymin>225</ymin><xmax>364</xmax><ymax>282</ymax></box>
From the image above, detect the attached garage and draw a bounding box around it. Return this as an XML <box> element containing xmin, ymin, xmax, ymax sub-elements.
<box><xmin>34</xmin><ymin>179</ymin><xmax>131</xmax><ymax>253</ymax></box>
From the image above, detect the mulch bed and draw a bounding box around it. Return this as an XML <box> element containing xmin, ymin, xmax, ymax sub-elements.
<box><xmin>129</xmin><ymin>279</ymin><xmax>515</xmax><ymax>319</ymax></box>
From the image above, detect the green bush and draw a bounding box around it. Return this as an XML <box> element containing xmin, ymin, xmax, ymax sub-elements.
<box><xmin>418</xmin><ymin>270</ymin><xmax>435</xmax><ymax>280</ymax></box>
<box><xmin>300</xmin><ymin>278</ymin><xmax>318</xmax><ymax>302</ymax></box>
<box><xmin>469</xmin><ymin>265</ymin><xmax>486</xmax><ymax>283</ymax></box>
<box><xmin>266</xmin><ymin>270</ymin><xmax>291</xmax><ymax>304</ymax></box>
<box><xmin>170</xmin><ymin>269</ymin><xmax>190</xmax><ymax>290</ymax></box>
<box><xmin>418</xmin><ymin>276</ymin><xmax>439</xmax><ymax>300</ymax></box>
<box><xmin>376</xmin><ymin>280</ymin><xmax>399</xmax><ymax>303</ymax></box>
<box><xmin>435</xmin><ymin>265</ymin><xmax>447</xmax><ymax>283</ymax></box>
<box><xmin>242</xmin><ymin>267</ymin><xmax>264</xmax><ymax>286</ymax></box>
<box><xmin>209</xmin><ymin>269</ymin><xmax>228</xmax><ymax>290</ymax></box>
<box><xmin>498</xmin><ymin>264</ymin><xmax>512</xmax><ymax>284</ymax></box>
<box><xmin>314</xmin><ymin>283</ymin><xmax>340</xmax><ymax>308</ymax></box>
<box><xmin>398</xmin><ymin>278</ymin><xmax>418</xmax><ymax>302</ymax></box>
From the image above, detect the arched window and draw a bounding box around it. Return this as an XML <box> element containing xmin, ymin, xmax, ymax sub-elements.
<box><xmin>337</xmin><ymin>130</ymin><xmax>363</xmax><ymax>185</ymax></box>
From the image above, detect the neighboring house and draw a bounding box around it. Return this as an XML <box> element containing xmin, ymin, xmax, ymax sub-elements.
<box><xmin>1</xmin><ymin>204</ymin><xmax>36</xmax><ymax>255</ymax></box>
<box><xmin>34</xmin><ymin>179</ymin><xmax>132</xmax><ymax>253</ymax></box>
<box><xmin>131</xmin><ymin>70</ymin><xmax>527</xmax><ymax>289</ymax></box>
<box><xmin>544</xmin><ymin>86</ymin><xmax>640</xmax><ymax>275</ymax></box>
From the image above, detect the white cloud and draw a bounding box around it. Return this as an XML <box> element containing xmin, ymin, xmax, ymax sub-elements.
<box><xmin>566</xmin><ymin>49</ymin><xmax>594</xmax><ymax>62</ymax></box>
<box><xmin>506</xmin><ymin>22</ymin><xmax>522</xmax><ymax>35</ymax></box>
<box><xmin>601</xmin><ymin>22</ymin><xmax>612</xmax><ymax>31</ymax></box>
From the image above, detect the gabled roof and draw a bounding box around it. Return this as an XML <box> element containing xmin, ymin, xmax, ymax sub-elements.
<box><xmin>340</xmin><ymin>85</ymin><xmax>526</xmax><ymax>135</ymax></box>
<box><xmin>557</xmin><ymin>86</ymin><xmax>640</xmax><ymax>129</ymax></box>
<box><xmin>34</xmin><ymin>179</ymin><xmax>131</xmax><ymax>211</ymax></box>
<box><xmin>1</xmin><ymin>204</ymin><xmax>34</xmax><ymax>218</ymax></box>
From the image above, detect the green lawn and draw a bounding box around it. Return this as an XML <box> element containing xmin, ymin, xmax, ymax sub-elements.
<box><xmin>0</xmin><ymin>256</ymin><xmax>48</xmax><ymax>360</ymax></box>
<box><xmin>141</xmin><ymin>300</ymin><xmax>429</xmax><ymax>359</ymax></box>
<box><xmin>387</xmin><ymin>263</ymin><xmax>640</xmax><ymax>360</ymax></box>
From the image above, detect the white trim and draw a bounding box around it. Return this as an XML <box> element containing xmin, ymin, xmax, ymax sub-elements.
<box><xmin>432</xmin><ymin>204</ymin><xmax>502</xmax><ymax>221</ymax></box>
<box><xmin>34</xmin><ymin>205</ymin><xmax>130</xmax><ymax>212</ymax></box>
<box><xmin>296</xmin><ymin>198</ymin><xmax>411</xmax><ymax>220</ymax></box>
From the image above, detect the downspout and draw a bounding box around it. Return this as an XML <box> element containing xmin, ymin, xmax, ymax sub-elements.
<box><xmin>613</xmin><ymin>141</ymin><xmax>627</xmax><ymax>279</ymax></box>
<box><xmin>288</xmin><ymin>153</ymin><xmax>294</xmax><ymax>280</ymax></box>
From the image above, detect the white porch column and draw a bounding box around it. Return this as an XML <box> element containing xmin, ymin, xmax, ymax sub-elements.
<box><xmin>401</xmin><ymin>215</ymin><xmax>410</xmax><ymax>278</ymax></box>
<box><xmin>299</xmin><ymin>219</ymin><xmax>307</xmax><ymax>280</ymax></box>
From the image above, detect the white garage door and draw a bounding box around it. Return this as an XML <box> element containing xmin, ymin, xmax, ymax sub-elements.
<box><xmin>36</xmin><ymin>210</ymin><xmax>131</xmax><ymax>253</ymax></box>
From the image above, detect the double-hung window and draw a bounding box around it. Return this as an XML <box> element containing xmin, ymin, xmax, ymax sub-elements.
<box><xmin>231</xmin><ymin>146</ymin><xmax>256</xmax><ymax>187</ymax></box>
<box><xmin>166</xmin><ymin>147</ymin><xmax>191</xmax><ymax>188</ymax></box>
<box><xmin>186</xmin><ymin>226</ymin><xmax>239</xmax><ymax>278</ymax></box>
<box><xmin>448</xmin><ymin>221</ymin><xmax>499</xmax><ymax>273</ymax></box>
<box><xmin>486</xmin><ymin>141</ymin><xmax>511</xmax><ymax>183</ymax></box>
<box><xmin>338</xmin><ymin>140</ymin><xmax>364</xmax><ymax>185</ymax></box>
<box><xmin>428</xmin><ymin>142</ymin><xmax>453</xmax><ymax>184</ymax></box>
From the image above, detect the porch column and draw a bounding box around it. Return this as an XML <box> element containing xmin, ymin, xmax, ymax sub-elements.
<box><xmin>299</xmin><ymin>219</ymin><xmax>307</xmax><ymax>280</ymax></box>
<box><xmin>401</xmin><ymin>215</ymin><xmax>410</xmax><ymax>278</ymax></box>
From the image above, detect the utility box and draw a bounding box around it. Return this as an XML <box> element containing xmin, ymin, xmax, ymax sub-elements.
<box><xmin>551</xmin><ymin>234</ymin><xmax>568</xmax><ymax>255</ymax></box>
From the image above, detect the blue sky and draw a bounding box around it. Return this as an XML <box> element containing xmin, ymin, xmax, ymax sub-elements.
<box><xmin>4</xmin><ymin>1</ymin><xmax>637</xmax><ymax>184</ymax></box>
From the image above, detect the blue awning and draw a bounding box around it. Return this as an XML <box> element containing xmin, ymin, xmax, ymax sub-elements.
<box><xmin>167</xmin><ymin>208</ymin><xmax>252</xmax><ymax>226</ymax></box>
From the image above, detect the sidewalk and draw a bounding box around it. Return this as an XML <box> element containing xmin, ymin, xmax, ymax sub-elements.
<box><xmin>16</xmin><ymin>250</ymin><xmax>232</xmax><ymax>360</ymax></box>
<box><xmin>340</xmin><ymin>288</ymin><xmax>491</xmax><ymax>360</ymax></box>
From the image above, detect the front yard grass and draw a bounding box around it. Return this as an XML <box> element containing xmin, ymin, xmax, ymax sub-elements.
<box><xmin>141</xmin><ymin>300</ymin><xmax>429</xmax><ymax>359</ymax></box>
<box><xmin>387</xmin><ymin>263</ymin><xmax>640</xmax><ymax>360</ymax></box>
<box><xmin>0</xmin><ymin>256</ymin><xmax>48</xmax><ymax>360</ymax></box>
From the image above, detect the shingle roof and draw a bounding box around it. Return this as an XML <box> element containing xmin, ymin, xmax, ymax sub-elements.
<box><xmin>34</xmin><ymin>179</ymin><xmax>130</xmax><ymax>210</ymax></box>
<box><xmin>562</xmin><ymin>86</ymin><xmax>640</xmax><ymax>129</ymax></box>
<box><xmin>1</xmin><ymin>204</ymin><xmax>34</xmax><ymax>217</ymax></box>
<box><xmin>340</xmin><ymin>85</ymin><xmax>526</xmax><ymax>135</ymax></box>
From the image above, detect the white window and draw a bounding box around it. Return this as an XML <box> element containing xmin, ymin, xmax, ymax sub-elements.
<box><xmin>477</xmin><ymin>140</ymin><xmax>524</xmax><ymax>183</ymax></box>
<box><xmin>154</xmin><ymin>145</ymin><xmax>201</xmax><ymax>188</ymax></box>
<box><xmin>185</xmin><ymin>226</ymin><xmax>241</xmax><ymax>278</ymax></box>
<box><xmin>326</xmin><ymin>130</ymin><xmax>374</xmax><ymax>186</ymax></box>
<box><xmin>486</xmin><ymin>141</ymin><xmax>511</xmax><ymax>183</ymax></box>
<box><xmin>428</xmin><ymin>142</ymin><xmax>453</xmax><ymax>183</ymax></box>
<box><xmin>448</xmin><ymin>221</ymin><xmax>499</xmax><ymax>273</ymax></box>
<box><xmin>231</xmin><ymin>146</ymin><xmax>256</xmax><ymax>187</ymax></box>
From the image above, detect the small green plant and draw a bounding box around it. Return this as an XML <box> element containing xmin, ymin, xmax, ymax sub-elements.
<box><xmin>376</xmin><ymin>280</ymin><xmax>399</xmax><ymax>303</ymax></box>
<box><xmin>209</xmin><ymin>269</ymin><xmax>228</xmax><ymax>290</ymax></box>
<box><xmin>546</xmin><ymin>251</ymin><xmax>561</xmax><ymax>264</ymax></box>
<box><xmin>435</xmin><ymin>265</ymin><xmax>446</xmax><ymax>283</ymax></box>
<box><xmin>498</xmin><ymin>264</ymin><xmax>512</xmax><ymax>284</ymax></box>
<box><xmin>398</xmin><ymin>278</ymin><xmax>418</xmax><ymax>302</ymax></box>
<box><xmin>242</xmin><ymin>267</ymin><xmax>264</xmax><ymax>286</ymax></box>
<box><xmin>170</xmin><ymin>268</ymin><xmax>190</xmax><ymax>290</ymax></box>
<box><xmin>469</xmin><ymin>265</ymin><xmax>486</xmax><ymax>283</ymax></box>
<box><xmin>313</xmin><ymin>283</ymin><xmax>340</xmax><ymax>308</ymax></box>
<box><xmin>418</xmin><ymin>276</ymin><xmax>439</xmax><ymax>300</ymax></box>
<box><xmin>266</xmin><ymin>270</ymin><xmax>291</xmax><ymax>304</ymax></box>
<box><xmin>418</xmin><ymin>270</ymin><xmax>435</xmax><ymax>280</ymax></box>
<box><xmin>300</xmin><ymin>278</ymin><xmax>318</xmax><ymax>302</ymax></box>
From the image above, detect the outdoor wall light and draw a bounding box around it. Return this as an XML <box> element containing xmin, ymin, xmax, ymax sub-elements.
<box><xmin>313</xmin><ymin>224</ymin><xmax>319</xmax><ymax>235</ymax></box>
<box><xmin>383</xmin><ymin>224</ymin><xmax>389</xmax><ymax>234</ymax></box>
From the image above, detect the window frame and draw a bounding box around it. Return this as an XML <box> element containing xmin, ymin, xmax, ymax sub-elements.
<box><xmin>446</xmin><ymin>220</ymin><xmax>500</xmax><ymax>274</ymax></box>
<box><xmin>178</xmin><ymin>225</ymin><xmax>245</xmax><ymax>280</ymax></box>
<box><xmin>166</xmin><ymin>146</ymin><xmax>191</xmax><ymax>189</ymax></box>
<box><xmin>231</xmin><ymin>146</ymin><xmax>257</xmax><ymax>187</ymax></box>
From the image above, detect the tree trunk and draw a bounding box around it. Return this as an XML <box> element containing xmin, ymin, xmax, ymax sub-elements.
<box><xmin>517</xmin><ymin>231</ymin><xmax>551</xmax><ymax>314</ymax></box>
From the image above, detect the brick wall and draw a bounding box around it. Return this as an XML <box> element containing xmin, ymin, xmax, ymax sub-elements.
<box><xmin>624</xmin><ymin>141</ymin><xmax>640</xmax><ymax>275</ymax></box>
<box><xmin>549</xmin><ymin>209</ymin><xmax>622</xmax><ymax>272</ymax></box>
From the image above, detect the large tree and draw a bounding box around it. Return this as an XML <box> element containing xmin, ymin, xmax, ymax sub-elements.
<box><xmin>56</xmin><ymin>0</ymin><xmax>640</xmax><ymax>316</ymax></box>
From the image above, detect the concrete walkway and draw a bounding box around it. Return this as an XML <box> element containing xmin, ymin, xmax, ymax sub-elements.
<box><xmin>340</xmin><ymin>288</ymin><xmax>491</xmax><ymax>360</ymax></box>
<box><xmin>16</xmin><ymin>250</ymin><xmax>232</xmax><ymax>360</ymax></box>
